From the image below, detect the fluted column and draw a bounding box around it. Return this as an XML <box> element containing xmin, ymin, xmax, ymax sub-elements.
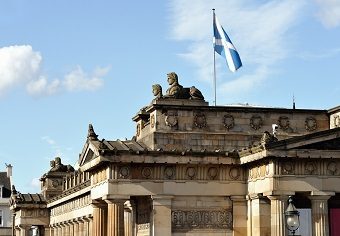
<box><xmin>74</xmin><ymin>220</ymin><xmax>80</xmax><ymax>236</ymax></box>
<box><xmin>124</xmin><ymin>201</ymin><xmax>133</xmax><ymax>236</ymax></box>
<box><xmin>19</xmin><ymin>225</ymin><xmax>31</xmax><ymax>236</ymax></box>
<box><xmin>83</xmin><ymin>217</ymin><xmax>91</xmax><ymax>236</ymax></box>
<box><xmin>78</xmin><ymin>218</ymin><xmax>84</xmax><ymax>236</ymax></box>
<box><xmin>246</xmin><ymin>195</ymin><xmax>252</xmax><ymax>236</ymax></box>
<box><xmin>105</xmin><ymin>199</ymin><xmax>126</xmax><ymax>236</ymax></box>
<box><xmin>309</xmin><ymin>195</ymin><xmax>331</xmax><ymax>236</ymax></box>
<box><xmin>231</xmin><ymin>196</ymin><xmax>247</xmax><ymax>236</ymax></box>
<box><xmin>249</xmin><ymin>194</ymin><xmax>271</xmax><ymax>236</ymax></box>
<box><xmin>92</xmin><ymin>203</ymin><xmax>107</xmax><ymax>236</ymax></box>
<box><xmin>68</xmin><ymin>222</ymin><xmax>74</xmax><ymax>236</ymax></box>
<box><xmin>267</xmin><ymin>195</ymin><xmax>288</xmax><ymax>236</ymax></box>
<box><xmin>151</xmin><ymin>195</ymin><xmax>173</xmax><ymax>236</ymax></box>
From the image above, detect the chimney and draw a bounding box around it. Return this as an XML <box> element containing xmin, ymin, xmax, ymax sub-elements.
<box><xmin>6</xmin><ymin>163</ymin><xmax>12</xmax><ymax>178</ymax></box>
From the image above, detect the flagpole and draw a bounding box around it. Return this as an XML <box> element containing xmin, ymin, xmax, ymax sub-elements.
<box><xmin>212</xmin><ymin>8</ymin><xmax>217</xmax><ymax>106</ymax></box>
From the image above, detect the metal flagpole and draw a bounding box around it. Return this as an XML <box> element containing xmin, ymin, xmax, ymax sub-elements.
<box><xmin>213</xmin><ymin>9</ymin><xmax>217</xmax><ymax>106</ymax></box>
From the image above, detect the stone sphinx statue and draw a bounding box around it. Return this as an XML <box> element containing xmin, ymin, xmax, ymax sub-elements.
<box><xmin>154</xmin><ymin>72</ymin><xmax>204</xmax><ymax>100</ymax></box>
<box><xmin>49</xmin><ymin>157</ymin><xmax>74</xmax><ymax>173</ymax></box>
<box><xmin>152</xmin><ymin>84</ymin><xmax>163</xmax><ymax>99</ymax></box>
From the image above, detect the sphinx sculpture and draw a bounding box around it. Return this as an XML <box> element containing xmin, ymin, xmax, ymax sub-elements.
<box><xmin>152</xmin><ymin>72</ymin><xmax>204</xmax><ymax>100</ymax></box>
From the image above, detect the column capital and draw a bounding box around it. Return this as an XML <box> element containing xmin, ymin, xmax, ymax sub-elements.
<box><xmin>309</xmin><ymin>191</ymin><xmax>335</xmax><ymax>199</ymax></box>
<box><xmin>102</xmin><ymin>194</ymin><xmax>130</xmax><ymax>201</ymax></box>
<box><xmin>247</xmin><ymin>193</ymin><xmax>266</xmax><ymax>200</ymax></box>
<box><xmin>230</xmin><ymin>195</ymin><xmax>247</xmax><ymax>202</ymax></box>
<box><xmin>152</xmin><ymin>195</ymin><xmax>174</xmax><ymax>206</ymax></box>
<box><xmin>267</xmin><ymin>195</ymin><xmax>289</xmax><ymax>201</ymax></box>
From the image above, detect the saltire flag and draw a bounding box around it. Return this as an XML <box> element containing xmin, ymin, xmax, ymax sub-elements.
<box><xmin>213</xmin><ymin>12</ymin><xmax>242</xmax><ymax>72</ymax></box>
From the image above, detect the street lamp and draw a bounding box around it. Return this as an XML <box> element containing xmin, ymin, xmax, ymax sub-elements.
<box><xmin>285</xmin><ymin>196</ymin><xmax>300</xmax><ymax>236</ymax></box>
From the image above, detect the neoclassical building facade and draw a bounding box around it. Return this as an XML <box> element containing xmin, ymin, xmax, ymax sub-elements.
<box><xmin>9</xmin><ymin>76</ymin><xmax>340</xmax><ymax>236</ymax></box>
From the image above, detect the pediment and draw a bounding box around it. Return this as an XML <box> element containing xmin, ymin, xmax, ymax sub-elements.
<box><xmin>267</xmin><ymin>127</ymin><xmax>340</xmax><ymax>151</ymax></box>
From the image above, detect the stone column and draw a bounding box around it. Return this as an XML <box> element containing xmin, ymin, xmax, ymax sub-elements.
<box><xmin>267</xmin><ymin>195</ymin><xmax>288</xmax><ymax>236</ymax></box>
<box><xmin>231</xmin><ymin>196</ymin><xmax>247</xmax><ymax>236</ymax></box>
<box><xmin>105</xmin><ymin>199</ymin><xmax>126</xmax><ymax>236</ymax></box>
<box><xmin>78</xmin><ymin>218</ymin><xmax>84</xmax><ymax>236</ymax></box>
<box><xmin>249</xmin><ymin>194</ymin><xmax>271</xmax><ymax>236</ymax></box>
<box><xmin>92</xmin><ymin>203</ymin><xmax>107</xmax><ymax>236</ymax></box>
<box><xmin>247</xmin><ymin>196</ymin><xmax>252</xmax><ymax>236</ymax></box>
<box><xmin>68</xmin><ymin>222</ymin><xmax>74</xmax><ymax>236</ymax></box>
<box><xmin>124</xmin><ymin>201</ymin><xmax>133</xmax><ymax>236</ymax></box>
<box><xmin>49</xmin><ymin>225</ymin><xmax>54</xmax><ymax>236</ymax></box>
<box><xmin>83</xmin><ymin>217</ymin><xmax>91</xmax><ymax>236</ymax></box>
<box><xmin>19</xmin><ymin>225</ymin><xmax>31</xmax><ymax>236</ymax></box>
<box><xmin>64</xmin><ymin>222</ymin><xmax>70</xmax><ymax>236</ymax></box>
<box><xmin>151</xmin><ymin>195</ymin><xmax>173</xmax><ymax>236</ymax></box>
<box><xmin>309</xmin><ymin>195</ymin><xmax>331</xmax><ymax>236</ymax></box>
<box><xmin>73</xmin><ymin>220</ymin><xmax>79</xmax><ymax>236</ymax></box>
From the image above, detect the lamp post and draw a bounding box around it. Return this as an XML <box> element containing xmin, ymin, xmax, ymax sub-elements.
<box><xmin>285</xmin><ymin>196</ymin><xmax>300</xmax><ymax>236</ymax></box>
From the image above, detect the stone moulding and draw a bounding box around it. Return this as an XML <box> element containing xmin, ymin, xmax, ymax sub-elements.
<box><xmin>171</xmin><ymin>209</ymin><xmax>233</xmax><ymax>231</ymax></box>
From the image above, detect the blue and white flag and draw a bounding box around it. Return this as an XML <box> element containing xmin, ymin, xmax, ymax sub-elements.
<box><xmin>213</xmin><ymin>12</ymin><xmax>242</xmax><ymax>72</ymax></box>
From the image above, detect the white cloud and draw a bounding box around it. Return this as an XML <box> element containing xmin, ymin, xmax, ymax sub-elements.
<box><xmin>0</xmin><ymin>45</ymin><xmax>110</xmax><ymax>98</ymax></box>
<box><xmin>168</xmin><ymin>0</ymin><xmax>305</xmax><ymax>101</ymax></box>
<box><xmin>63</xmin><ymin>65</ymin><xmax>106</xmax><ymax>92</ymax></box>
<box><xmin>26</xmin><ymin>76</ymin><xmax>61</xmax><ymax>96</ymax></box>
<box><xmin>41</xmin><ymin>136</ymin><xmax>56</xmax><ymax>145</ymax></box>
<box><xmin>0</xmin><ymin>45</ymin><xmax>42</xmax><ymax>95</ymax></box>
<box><xmin>30</xmin><ymin>177</ymin><xmax>41</xmax><ymax>188</ymax></box>
<box><xmin>315</xmin><ymin>0</ymin><xmax>340</xmax><ymax>28</ymax></box>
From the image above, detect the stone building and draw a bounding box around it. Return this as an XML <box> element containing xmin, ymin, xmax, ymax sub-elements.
<box><xmin>0</xmin><ymin>164</ymin><xmax>13</xmax><ymax>236</ymax></box>
<box><xmin>9</xmin><ymin>74</ymin><xmax>340</xmax><ymax>235</ymax></box>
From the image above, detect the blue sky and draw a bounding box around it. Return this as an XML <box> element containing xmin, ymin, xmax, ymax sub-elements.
<box><xmin>1</xmin><ymin>0</ymin><xmax>340</xmax><ymax>193</ymax></box>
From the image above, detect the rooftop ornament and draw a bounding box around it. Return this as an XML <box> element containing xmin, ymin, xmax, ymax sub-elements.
<box><xmin>152</xmin><ymin>72</ymin><xmax>204</xmax><ymax>100</ymax></box>
<box><xmin>285</xmin><ymin>196</ymin><xmax>300</xmax><ymax>236</ymax></box>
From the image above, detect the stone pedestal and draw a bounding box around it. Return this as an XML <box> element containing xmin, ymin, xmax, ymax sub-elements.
<box><xmin>151</xmin><ymin>196</ymin><xmax>173</xmax><ymax>236</ymax></box>
<box><xmin>231</xmin><ymin>196</ymin><xmax>247</xmax><ymax>236</ymax></box>
<box><xmin>106</xmin><ymin>199</ymin><xmax>126</xmax><ymax>236</ymax></box>
<box><xmin>309</xmin><ymin>196</ymin><xmax>331</xmax><ymax>236</ymax></box>
<box><xmin>267</xmin><ymin>195</ymin><xmax>288</xmax><ymax>236</ymax></box>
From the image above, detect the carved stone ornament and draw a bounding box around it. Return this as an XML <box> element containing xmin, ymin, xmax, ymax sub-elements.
<box><xmin>119</xmin><ymin>166</ymin><xmax>130</xmax><ymax>179</ymax></box>
<box><xmin>282</xmin><ymin>162</ymin><xmax>294</xmax><ymax>174</ymax></box>
<box><xmin>208</xmin><ymin>167</ymin><xmax>219</xmax><ymax>180</ymax></box>
<box><xmin>250</xmin><ymin>115</ymin><xmax>263</xmax><ymax>130</ymax></box>
<box><xmin>164</xmin><ymin>166</ymin><xmax>175</xmax><ymax>179</ymax></box>
<box><xmin>305</xmin><ymin>162</ymin><xmax>316</xmax><ymax>175</ymax></box>
<box><xmin>278</xmin><ymin>116</ymin><xmax>290</xmax><ymax>130</ymax></box>
<box><xmin>52</xmin><ymin>179</ymin><xmax>60</xmax><ymax>188</ymax></box>
<box><xmin>171</xmin><ymin>209</ymin><xmax>232</xmax><ymax>230</ymax></box>
<box><xmin>186</xmin><ymin>167</ymin><xmax>197</xmax><ymax>179</ymax></box>
<box><xmin>327</xmin><ymin>161</ymin><xmax>337</xmax><ymax>175</ymax></box>
<box><xmin>194</xmin><ymin>113</ymin><xmax>206</xmax><ymax>128</ymax></box>
<box><xmin>165</xmin><ymin>114</ymin><xmax>178</xmax><ymax>127</ymax></box>
<box><xmin>141</xmin><ymin>167</ymin><xmax>152</xmax><ymax>179</ymax></box>
<box><xmin>229</xmin><ymin>167</ymin><xmax>241</xmax><ymax>180</ymax></box>
<box><xmin>150</xmin><ymin>114</ymin><xmax>155</xmax><ymax>128</ymax></box>
<box><xmin>223</xmin><ymin>114</ymin><xmax>235</xmax><ymax>130</ymax></box>
<box><xmin>334</xmin><ymin>115</ymin><xmax>340</xmax><ymax>128</ymax></box>
<box><xmin>305</xmin><ymin>117</ymin><xmax>317</xmax><ymax>131</ymax></box>
<box><xmin>136</xmin><ymin>123</ymin><xmax>141</xmax><ymax>137</ymax></box>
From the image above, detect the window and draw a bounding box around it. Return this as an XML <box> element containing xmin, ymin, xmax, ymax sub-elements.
<box><xmin>0</xmin><ymin>209</ymin><xmax>3</xmax><ymax>227</ymax></box>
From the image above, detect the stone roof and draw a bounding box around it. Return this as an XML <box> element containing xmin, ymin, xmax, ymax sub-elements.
<box><xmin>10</xmin><ymin>192</ymin><xmax>46</xmax><ymax>206</ymax></box>
<box><xmin>0</xmin><ymin>172</ymin><xmax>11</xmax><ymax>198</ymax></box>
